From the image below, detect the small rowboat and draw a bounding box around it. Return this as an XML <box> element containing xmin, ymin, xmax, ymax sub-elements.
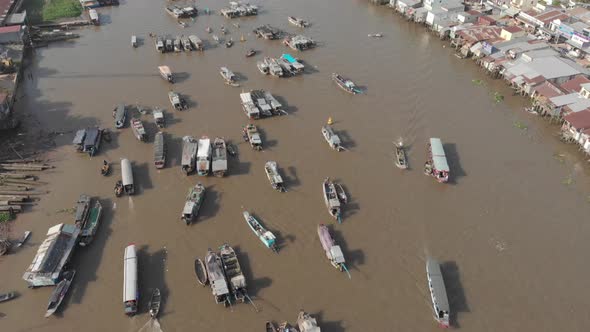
<box><xmin>114</xmin><ymin>180</ymin><xmax>123</xmax><ymax>197</ymax></box>
<box><xmin>194</xmin><ymin>258</ymin><xmax>208</xmax><ymax>286</ymax></box>
<box><xmin>395</xmin><ymin>142</ymin><xmax>408</xmax><ymax>169</ymax></box>
<box><xmin>149</xmin><ymin>288</ymin><xmax>161</xmax><ymax>318</ymax></box>
<box><xmin>266</xmin><ymin>321</ymin><xmax>278</xmax><ymax>332</ymax></box>
<box><xmin>245</xmin><ymin>49</ymin><xmax>257</xmax><ymax>57</ymax></box>
<box><xmin>15</xmin><ymin>231</ymin><xmax>31</xmax><ymax>248</ymax></box>
<box><xmin>0</xmin><ymin>292</ymin><xmax>16</xmax><ymax>303</ymax></box>
<box><xmin>45</xmin><ymin>270</ymin><xmax>76</xmax><ymax>317</ymax></box>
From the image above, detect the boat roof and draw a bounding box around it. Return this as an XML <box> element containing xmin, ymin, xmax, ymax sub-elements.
<box><xmin>281</xmin><ymin>53</ymin><xmax>297</xmax><ymax>63</ymax></box>
<box><xmin>121</xmin><ymin>158</ymin><xmax>133</xmax><ymax>186</ymax></box>
<box><xmin>426</xmin><ymin>258</ymin><xmax>450</xmax><ymax>312</ymax></box>
<box><xmin>197</xmin><ymin>139</ymin><xmax>210</xmax><ymax>157</ymax></box>
<box><xmin>429</xmin><ymin>138</ymin><xmax>449</xmax><ymax>171</ymax></box>
<box><xmin>153</xmin><ymin>110</ymin><xmax>164</xmax><ymax>118</ymax></box>
<box><xmin>124</xmin><ymin>245</ymin><xmax>137</xmax><ymax>302</ymax></box>
<box><xmin>158</xmin><ymin>66</ymin><xmax>171</xmax><ymax>74</ymax></box>
<box><xmin>183</xmin><ymin>201</ymin><xmax>195</xmax><ymax>214</ymax></box>
<box><xmin>24</xmin><ymin>224</ymin><xmax>80</xmax><ymax>276</ymax></box>
<box><xmin>330</xmin><ymin>245</ymin><xmax>345</xmax><ymax>263</ymax></box>
<box><xmin>73</xmin><ymin>129</ymin><xmax>86</xmax><ymax>144</ymax></box>
<box><xmin>83</xmin><ymin>127</ymin><xmax>99</xmax><ymax>146</ymax></box>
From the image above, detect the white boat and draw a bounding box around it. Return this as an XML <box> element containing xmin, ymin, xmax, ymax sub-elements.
<box><xmin>424</xmin><ymin>138</ymin><xmax>449</xmax><ymax>183</ymax></box>
<box><xmin>368</xmin><ymin>33</ymin><xmax>383</xmax><ymax>38</ymax></box>
<box><xmin>243</xmin><ymin>124</ymin><xmax>262</xmax><ymax>150</ymax></box>
<box><xmin>158</xmin><ymin>65</ymin><xmax>173</xmax><ymax>83</ymax></box>
<box><xmin>121</xmin><ymin>159</ymin><xmax>134</xmax><ymax>195</ymax></box>
<box><xmin>394</xmin><ymin>141</ymin><xmax>408</xmax><ymax>169</ymax></box>
<box><xmin>243</xmin><ymin>211</ymin><xmax>277</xmax><ymax>252</ymax></box>
<box><xmin>154</xmin><ymin>131</ymin><xmax>166</xmax><ymax>169</ymax></box>
<box><xmin>197</xmin><ymin>136</ymin><xmax>211</xmax><ymax>176</ymax></box>
<box><xmin>153</xmin><ymin>108</ymin><xmax>165</xmax><ymax>128</ymax></box>
<box><xmin>131</xmin><ymin>35</ymin><xmax>137</xmax><ymax>48</ymax></box>
<box><xmin>123</xmin><ymin>244</ymin><xmax>138</xmax><ymax>316</ymax></box>
<box><xmin>220</xmin><ymin>67</ymin><xmax>239</xmax><ymax>87</ymax></box>
<box><xmin>189</xmin><ymin>35</ymin><xmax>203</xmax><ymax>51</ymax></box>
<box><xmin>169</xmin><ymin>91</ymin><xmax>187</xmax><ymax>110</ymax></box>
<box><xmin>426</xmin><ymin>258</ymin><xmax>450</xmax><ymax>328</ymax></box>
<box><xmin>288</xmin><ymin>16</ymin><xmax>309</xmax><ymax>28</ymax></box>
<box><xmin>322</xmin><ymin>125</ymin><xmax>344</xmax><ymax>151</ymax></box>
<box><xmin>257</xmin><ymin>60</ymin><xmax>269</xmax><ymax>75</ymax></box>
<box><xmin>265</xmin><ymin>161</ymin><xmax>285</xmax><ymax>192</ymax></box>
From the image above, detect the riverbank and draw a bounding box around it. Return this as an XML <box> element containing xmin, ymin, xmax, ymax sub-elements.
<box><xmin>22</xmin><ymin>0</ymin><xmax>83</xmax><ymax>25</ymax></box>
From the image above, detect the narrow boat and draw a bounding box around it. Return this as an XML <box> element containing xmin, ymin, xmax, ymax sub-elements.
<box><xmin>131</xmin><ymin>35</ymin><xmax>137</xmax><ymax>48</ymax></box>
<box><xmin>317</xmin><ymin>224</ymin><xmax>347</xmax><ymax>272</ymax></box>
<box><xmin>244</xmin><ymin>124</ymin><xmax>262</xmax><ymax>150</ymax></box>
<box><xmin>78</xmin><ymin>200</ymin><xmax>102</xmax><ymax>246</ymax></box>
<box><xmin>332</xmin><ymin>73</ymin><xmax>362</xmax><ymax>94</ymax></box>
<box><xmin>204</xmin><ymin>249</ymin><xmax>230</xmax><ymax>305</ymax></box>
<box><xmin>194</xmin><ymin>258</ymin><xmax>208</xmax><ymax>286</ymax></box>
<box><xmin>121</xmin><ymin>158</ymin><xmax>135</xmax><ymax>195</ymax></box>
<box><xmin>181</xmin><ymin>136</ymin><xmax>198</xmax><ymax>175</ymax></box>
<box><xmin>297</xmin><ymin>310</ymin><xmax>321</xmax><ymax>332</ymax></box>
<box><xmin>266</xmin><ymin>321</ymin><xmax>279</xmax><ymax>332</ymax></box>
<box><xmin>113</xmin><ymin>104</ymin><xmax>127</xmax><ymax>128</ymax></box>
<box><xmin>182</xmin><ymin>36</ymin><xmax>192</xmax><ymax>51</ymax></box>
<box><xmin>169</xmin><ymin>91</ymin><xmax>187</xmax><ymax>110</ymax></box>
<box><xmin>149</xmin><ymin>288</ymin><xmax>161</xmax><ymax>318</ymax></box>
<box><xmin>153</xmin><ymin>108</ymin><xmax>165</xmax><ymax>128</ymax></box>
<box><xmin>225</xmin><ymin>38</ymin><xmax>234</xmax><ymax>48</ymax></box>
<box><xmin>74</xmin><ymin>194</ymin><xmax>91</xmax><ymax>226</ymax></box>
<box><xmin>243</xmin><ymin>211</ymin><xmax>277</xmax><ymax>252</ymax></box>
<box><xmin>174</xmin><ymin>36</ymin><xmax>182</xmax><ymax>52</ymax></box>
<box><xmin>219</xmin><ymin>244</ymin><xmax>248</xmax><ymax>303</ymax></box>
<box><xmin>288</xmin><ymin>16</ymin><xmax>309</xmax><ymax>28</ymax></box>
<box><xmin>130</xmin><ymin>118</ymin><xmax>147</xmax><ymax>142</ymax></box>
<box><xmin>101</xmin><ymin>160</ymin><xmax>110</xmax><ymax>176</ymax></box>
<box><xmin>368</xmin><ymin>33</ymin><xmax>383</xmax><ymax>38</ymax></box>
<box><xmin>220</xmin><ymin>67</ymin><xmax>239</xmax><ymax>87</ymax></box>
<box><xmin>426</xmin><ymin>258</ymin><xmax>450</xmax><ymax>328</ymax></box>
<box><xmin>246</xmin><ymin>49</ymin><xmax>257</xmax><ymax>57</ymax></box>
<box><xmin>197</xmin><ymin>136</ymin><xmax>211</xmax><ymax>176</ymax></box>
<box><xmin>265</xmin><ymin>161</ymin><xmax>285</xmax><ymax>192</ymax></box>
<box><xmin>123</xmin><ymin>244</ymin><xmax>138</xmax><ymax>316</ymax></box>
<box><xmin>335</xmin><ymin>183</ymin><xmax>347</xmax><ymax>205</ymax></box>
<box><xmin>158</xmin><ymin>65</ymin><xmax>173</xmax><ymax>83</ymax></box>
<box><xmin>257</xmin><ymin>60</ymin><xmax>270</xmax><ymax>74</ymax></box>
<box><xmin>189</xmin><ymin>35</ymin><xmax>203</xmax><ymax>51</ymax></box>
<box><xmin>394</xmin><ymin>141</ymin><xmax>408</xmax><ymax>169</ymax></box>
<box><xmin>155</xmin><ymin>37</ymin><xmax>164</xmax><ymax>52</ymax></box>
<box><xmin>15</xmin><ymin>231</ymin><xmax>31</xmax><ymax>248</ymax></box>
<box><xmin>212</xmin><ymin>137</ymin><xmax>228</xmax><ymax>177</ymax></box>
<box><xmin>154</xmin><ymin>131</ymin><xmax>166</xmax><ymax>169</ymax></box>
<box><xmin>321</xmin><ymin>125</ymin><xmax>344</xmax><ymax>151</ymax></box>
<box><xmin>181</xmin><ymin>183</ymin><xmax>205</xmax><ymax>225</ymax></box>
<box><xmin>322</xmin><ymin>177</ymin><xmax>341</xmax><ymax>222</ymax></box>
<box><xmin>226</xmin><ymin>143</ymin><xmax>237</xmax><ymax>157</ymax></box>
<box><xmin>114</xmin><ymin>180</ymin><xmax>123</xmax><ymax>197</ymax></box>
<box><xmin>424</xmin><ymin>138</ymin><xmax>449</xmax><ymax>183</ymax></box>
<box><xmin>45</xmin><ymin>270</ymin><xmax>76</xmax><ymax>318</ymax></box>
<box><xmin>0</xmin><ymin>292</ymin><xmax>16</xmax><ymax>303</ymax></box>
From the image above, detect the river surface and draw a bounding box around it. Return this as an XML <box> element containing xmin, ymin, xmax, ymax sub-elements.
<box><xmin>1</xmin><ymin>1</ymin><xmax>590</xmax><ymax>331</ymax></box>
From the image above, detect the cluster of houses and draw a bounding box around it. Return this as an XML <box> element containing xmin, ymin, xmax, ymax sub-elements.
<box><xmin>383</xmin><ymin>0</ymin><xmax>590</xmax><ymax>158</ymax></box>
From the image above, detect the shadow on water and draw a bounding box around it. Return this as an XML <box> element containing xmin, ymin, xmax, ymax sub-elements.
<box><xmin>173</xmin><ymin>72</ymin><xmax>191</xmax><ymax>84</ymax></box>
<box><xmin>99</xmin><ymin>129</ymin><xmax>121</xmax><ymax>155</ymax></box>
<box><xmin>137</xmin><ymin>246</ymin><xmax>169</xmax><ymax>317</ymax></box>
<box><xmin>440</xmin><ymin>261</ymin><xmax>470</xmax><ymax>328</ymax></box>
<box><xmin>312</xmin><ymin>311</ymin><xmax>345</xmax><ymax>332</ymax></box>
<box><xmin>329</xmin><ymin>226</ymin><xmax>365</xmax><ymax>270</ymax></box>
<box><xmin>337</xmin><ymin>130</ymin><xmax>356</xmax><ymax>150</ymax></box>
<box><xmin>66</xmin><ymin>198</ymin><xmax>115</xmax><ymax>310</ymax></box>
<box><xmin>133</xmin><ymin>162</ymin><xmax>153</xmax><ymax>195</ymax></box>
<box><xmin>257</xmin><ymin>127</ymin><xmax>277</xmax><ymax>149</ymax></box>
<box><xmin>443</xmin><ymin>143</ymin><xmax>466</xmax><ymax>185</ymax></box>
<box><xmin>234</xmin><ymin>72</ymin><xmax>248</xmax><ymax>83</ymax></box>
<box><xmin>227</xmin><ymin>152</ymin><xmax>251</xmax><ymax>177</ymax></box>
<box><xmin>282</xmin><ymin>165</ymin><xmax>301</xmax><ymax>189</ymax></box>
<box><xmin>165</xmin><ymin>134</ymin><xmax>183</xmax><ymax>168</ymax></box>
<box><xmin>233</xmin><ymin>246</ymin><xmax>272</xmax><ymax>298</ymax></box>
<box><xmin>336</xmin><ymin>182</ymin><xmax>359</xmax><ymax>219</ymax></box>
<box><xmin>162</xmin><ymin>109</ymin><xmax>182</xmax><ymax>127</ymax></box>
<box><xmin>273</xmin><ymin>95</ymin><xmax>298</xmax><ymax>115</ymax></box>
<box><xmin>197</xmin><ymin>184</ymin><xmax>221</xmax><ymax>221</ymax></box>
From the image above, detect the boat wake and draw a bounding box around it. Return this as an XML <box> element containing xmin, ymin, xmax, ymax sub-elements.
<box><xmin>138</xmin><ymin>318</ymin><xmax>164</xmax><ymax>332</ymax></box>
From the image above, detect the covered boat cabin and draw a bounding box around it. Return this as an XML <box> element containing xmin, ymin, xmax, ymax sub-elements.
<box><xmin>114</xmin><ymin>104</ymin><xmax>127</xmax><ymax>128</ymax></box>
<box><xmin>121</xmin><ymin>158</ymin><xmax>134</xmax><ymax>195</ymax></box>
<box><xmin>158</xmin><ymin>65</ymin><xmax>173</xmax><ymax>83</ymax></box>
<box><xmin>281</xmin><ymin>53</ymin><xmax>305</xmax><ymax>73</ymax></box>
<box><xmin>82</xmin><ymin>127</ymin><xmax>101</xmax><ymax>156</ymax></box>
<box><xmin>22</xmin><ymin>224</ymin><xmax>80</xmax><ymax>287</ymax></box>
<box><xmin>426</xmin><ymin>258</ymin><xmax>450</xmax><ymax>328</ymax></box>
<box><xmin>123</xmin><ymin>244</ymin><xmax>138</xmax><ymax>315</ymax></box>
<box><xmin>427</xmin><ymin>138</ymin><xmax>449</xmax><ymax>183</ymax></box>
<box><xmin>154</xmin><ymin>132</ymin><xmax>166</xmax><ymax>169</ymax></box>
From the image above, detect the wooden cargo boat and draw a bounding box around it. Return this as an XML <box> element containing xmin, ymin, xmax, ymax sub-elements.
<box><xmin>154</xmin><ymin>131</ymin><xmax>166</xmax><ymax>169</ymax></box>
<box><xmin>182</xmin><ymin>36</ymin><xmax>191</xmax><ymax>51</ymax></box>
<box><xmin>130</xmin><ymin>118</ymin><xmax>147</xmax><ymax>142</ymax></box>
<box><xmin>174</xmin><ymin>36</ymin><xmax>182</xmax><ymax>52</ymax></box>
<box><xmin>243</xmin><ymin>124</ymin><xmax>262</xmax><ymax>150</ymax></box>
<box><xmin>149</xmin><ymin>288</ymin><xmax>161</xmax><ymax>318</ymax></box>
<box><xmin>78</xmin><ymin>200</ymin><xmax>102</xmax><ymax>246</ymax></box>
<box><xmin>153</xmin><ymin>108</ymin><xmax>165</xmax><ymax>128</ymax></box>
<box><xmin>194</xmin><ymin>258</ymin><xmax>208</xmax><ymax>286</ymax></box>
<box><xmin>265</xmin><ymin>161</ymin><xmax>285</xmax><ymax>192</ymax></box>
<box><xmin>155</xmin><ymin>37</ymin><xmax>164</xmax><ymax>52</ymax></box>
<box><xmin>220</xmin><ymin>67</ymin><xmax>239</xmax><ymax>87</ymax></box>
<box><xmin>189</xmin><ymin>35</ymin><xmax>203</xmax><ymax>51</ymax></box>
<box><xmin>211</xmin><ymin>137</ymin><xmax>228</xmax><ymax>177</ymax></box>
<box><xmin>317</xmin><ymin>224</ymin><xmax>347</xmax><ymax>272</ymax></box>
<box><xmin>243</xmin><ymin>211</ymin><xmax>277</xmax><ymax>252</ymax></box>
<box><xmin>297</xmin><ymin>310</ymin><xmax>321</xmax><ymax>332</ymax></box>
<box><xmin>288</xmin><ymin>16</ymin><xmax>309</xmax><ymax>28</ymax></box>
<box><xmin>181</xmin><ymin>136</ymin><xmax>198</xmax><ymax>174</ymax></box>
<box><xmin>169</xmin><ymin>91</ymin><xmax>187</xmax><ymax>110</ymax></box>
<box><xmin>45</xmin><ymin>270</ymin><xmax>76</xmax><ymax>317</ymax></box>
<box><xmin>321</xmin><ymin>125</ymin><xmax>344</xmax><ymax>151</ymax></box>
<box><xmin>424</xmin><ymin>138</ymin><xmax>449</xmax><ymax>183</ymax></box>
<box><xmin>219</xmin><ymin>243</ymin><xmax>248</xmax><ymax>303</ymax></box>
<box><xmin>181</xmin><ymin>183</ymin><xmax>205</xmax><ymax>225</ymax></box>
<box><xmin>426</xmin><ymin>258</ymin><xmax>450</xmax><ymax>328</ymax></box>
<box><xmin>332</xmin><ymin>73</ymin><xmax>361</xmax><ymax>94</ymax></box>
<box><xmin>395</xmin><ymin>141</ymin><xmax>408</xmax><ymax>169</ymax></box>
<box><xmin>322</xmin><ymin>177</ymin><xmax>341</xmax><ymax>222</ymax></box>
<box><xmin>204</xmin><ymin>249</ymin><xmax>230</xmax><ymax>305</ymax></box>
<box><xmin>113</xmin><ymin>104</ymin><xmax>127</xmax><ymax>128</ymax></box>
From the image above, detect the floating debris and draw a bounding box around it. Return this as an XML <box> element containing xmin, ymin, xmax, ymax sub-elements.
<box><xmin>562</xmin><ymin>176</ymin><xmax>574</xmax><ymax>186</ymax></box>
<box><xmin>472</xmin><ymin>79</ymin><xmax>483</xmax><ymax>86</ymax></box>
<box><xmin>513</xmin><ymin>121</ymin><xmax>528</xmax><ymax>130</ymax></box>
<box><xmin>493</xmin><ymin>92</ymin><xmax>504</xmax><ymax>103</ymax></box>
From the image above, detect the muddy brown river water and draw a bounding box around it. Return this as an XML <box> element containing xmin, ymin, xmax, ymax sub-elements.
<box><xmin>1</xmin><ymin>1</ymin><xmax>590</xmax><ymax>331</ymax></box>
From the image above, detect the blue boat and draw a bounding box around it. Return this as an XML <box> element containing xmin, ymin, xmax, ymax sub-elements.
<box><xmin>243</xmin><ymin>211</ymin><xmax>277</xmax><ymax>252</ymax></box>
<box><xmin>281</xmin><ymin>53</ymin><xmax>305</xmax><ymax>73</ymax></box>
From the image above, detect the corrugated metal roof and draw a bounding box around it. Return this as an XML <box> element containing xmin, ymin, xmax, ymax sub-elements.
<box><xmin>426</xmin><ymin>258</ymin><xmax>450</xmax><ymax>312</ymax></box>
<box><xmin>564</xmin><ymin>109</ymin><xmax>590</xmax><ymax>129</ymax></box>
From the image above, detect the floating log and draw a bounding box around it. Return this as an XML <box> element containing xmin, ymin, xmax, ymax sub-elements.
<box><xmin>0</xmin><ymin>205</ymin><xmax>22</xmax><ymax>213</ymax></box>
<box><xmin>0</xmin><ymin>186</ymin><xmax>29</xmax><ymax>191</ymax></box>
<box><xmin>0</xmin><ymin>190</ymin><xmax>46</xmax><ymax>196</ymax></box>
<box><xmin>0</xmin><ymin>200</ymin><xmax>26</xmax><ymax>205</ymax></box>
<box><xmin>0</xmin><ymin>179</ymin><xmax>44</xmax><ymax>185</ymax></box>
<box><xmin>0</xmin><ymin>195</ymin><xmax>27</xmax><ymax>201</ymax></box>
<box><xmin>0</xmin><ymin>173</ymin><xmax>35</xmax><ymax>179</ymax></box>
<box><xmin>0</xmin><ymin>159</ymin><xmax>46</xmax><ymax>164</ymax></box>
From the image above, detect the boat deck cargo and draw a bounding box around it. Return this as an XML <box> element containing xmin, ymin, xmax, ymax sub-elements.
<box><xmin>221</xmin><ymin>1</ymin><xmax>258</xmax><ymax>18</ymax></box>
<box><xmin>219</xmin><ymin>244</ymin><xmax>247</xmax><ymax>302</ymax></box>
<box><xmin>284</xmin><ymin>35</ymin><xmax>315</xmax><ymax>51</ymax></box>
<box><xmin>22</xmin><ymin>224</ymin><xmax>81</xmax><ymax>287</ymax></box>
<box><xmin>182</xmin><ymin>136</ymin><xmax>198</xmax><ymax>174</ymax></box>
<box><xmin>72</xmin><ymin>126</ymin><xmax>102</xmax><ymax>156</ymax></box>
<box><xmin>253</xmin><ymin>25</ymin><xmax>283</xmax><ymax>40</ymax></box>
<box><xmin>425</xmin><ymin>138</ymin><xmax>449</xmax><ymax>183</ymax></box>
<box><xmin>154</xmin><ymin>131</ymin><xmax>166</xmax><ymax>169</ymax></box>
<box><xmin>197</xmin><ymin>137</ymin><xmax>211</xmax><ymax>176</ymax></box>
<box><xmin>205</xmin><ymin>249</ymin><xmax>230</xmax><ymax>305</ymax></box>
<box><xmin>189</xmin><ymin>35</ymin><xmax>203</xmax><ymax>51</ymax></box>
<box><xmin>123</xmin><ymin>244</ymin><xmax>138</xmax><ymax>316</ymax></box>
<box><xmin>211</xmin><ymin>137</ymin><xmax>228</xmax><ymax>177</ymax></box>
<box><xmin>426</xmin><ymin>258</ymin><xmax>450</xmax><ymax>328</ymax></box>
<box><xmin>317</xmin><ymin>224</ymin><xmax>346</xmax><ymax>271</ymax></box>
